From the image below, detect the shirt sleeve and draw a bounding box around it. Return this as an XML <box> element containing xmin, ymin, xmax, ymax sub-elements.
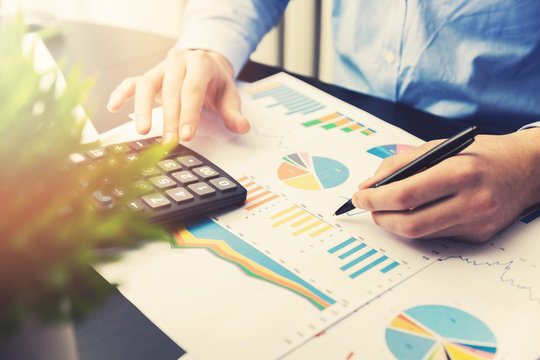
<box><xmin>519</xmin><ymin>121</ymin><xmax>540</xmax><ymax>130</ymax></box>
<box><xmin>176</xmin><ymin>0</ymin><xmax>289</xmax><ymax>77</ymax></box>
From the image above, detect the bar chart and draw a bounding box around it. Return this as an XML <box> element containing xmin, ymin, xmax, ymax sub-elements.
<box><xmin>237</xmin><ymin>176</ymin><xmax>402</xmax><ymax>280</ymax></box>
<box><xmin>248</xmin><ymin>82</ymin><xmax>326</xmax><ymax>115</ymax></box>
<box><xmin>301</xmin><ymin>112</ymin><xmax>377</xmax><ymax>135</ymax></box>
<box><xmin>238</xmin><ymin>176</ymin><xmax>280</xmax><ymax>211</ymax></box>
<box><xmin>328</xmin><ymin>237</ymin><xmax>400</xmax><ymax>279</ymax></box>
<box><xmin>269</xmin><ymin>204</ymin><xmax>334</xmax><ymax>238</ymax></box>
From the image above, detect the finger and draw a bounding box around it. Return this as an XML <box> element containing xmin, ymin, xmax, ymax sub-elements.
<box><xmin>107</xmin><ymin>77</ymin><xmax>137</xmax><ymax>112</ymax></box>
<box><xmin>133</xmin><ymin>64</ymin><xmax>164</xmax><ymax>134</ymax></box>
<box><xmin>216</xmin><ymin>80</ymin><xmax>250</xmax><ymax>134</ymax></box>
<box><xmin>370</xmin><ymin>195</ymin><xmax>465</xmax><ymax>239</ymax></box>
<box><xmin>177</xmin><ymin>60</ymin><xmax>211</xmax><ymax>141</ymax></box>
<box><xmin>365</xmin><ymin>140</ymin><xmax>443</xmax><ymax>186</ymax></box>
<box><xmin>161</xmin><ymin>53</ymin><xmax>187</xmax><ymax>144</ymax></box>
<box><xmin>353</xmin><ymin>159</ymin><xmax>464</xmax><ymax>212</ymax></box>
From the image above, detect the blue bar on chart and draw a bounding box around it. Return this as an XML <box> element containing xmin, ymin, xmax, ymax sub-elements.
<box><xmin>380</xmin><ymin>261</ymin><xmax>400</xmax><ymax>273</ymax></box>
<box><xmin>350</xmin><ymin>255</ymin><xmax>389</xmax><ymax>278</ymax></box>
<box><xmin>327</xmin><ymin>237</ymin><xmax>401</xmax><ymax>278</ymax></box>
<box><xmin>248</xmin><ymin>82</ymin><xmax>326</xmax><ymax>115</ymax></box>
<box><xmin>338</xmin><ymin>243</ymin><xmax>367</xmax><ymax>259</ymax></box>
<box><xmin>341</xmin><ymin>249</ymin><xmax>378</xmax><ymax>271</ymax></box>
<box><xmin>328</xmin><ymin>237</ymin><xmax>356</xmax><ymax>254</ymax></box>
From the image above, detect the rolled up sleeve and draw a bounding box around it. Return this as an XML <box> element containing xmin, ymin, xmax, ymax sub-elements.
<box><xmin>176</xmin><ymin>0</ymin><xmax>289</xmax><ymax>77</ymax></box>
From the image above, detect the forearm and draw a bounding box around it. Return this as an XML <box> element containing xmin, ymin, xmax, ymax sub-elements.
<box><xmin>176</xmin><ymin>0</ymin><xmax>289</xmax><ymax>77</ymax></box>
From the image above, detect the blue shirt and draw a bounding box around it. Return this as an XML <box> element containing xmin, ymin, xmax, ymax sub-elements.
<box><xmin>177</xmin><ymin>0</ymin><xmax>540</xmax><ymax>132</ymax></box>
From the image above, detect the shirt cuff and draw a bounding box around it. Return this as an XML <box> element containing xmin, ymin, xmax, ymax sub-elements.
<box><xmin>176</xmin><ymin>20</ymin><xmax>253</xmax><ymax>78</ymax></box>
<box><xmin>519</xmin><ymin>121</ymin><xmax>540</xmax><ymax>131</ymax></box>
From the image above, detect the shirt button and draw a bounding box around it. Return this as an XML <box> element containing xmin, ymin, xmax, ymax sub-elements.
<box><xmin>384</xmin><ymin>51</ymin><xmax>396</xmax><ymax>64</ymax></box>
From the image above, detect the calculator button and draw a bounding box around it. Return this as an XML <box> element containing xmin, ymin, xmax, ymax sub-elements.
<box><xmin>101</xmin><ymin>177</ymin><xmax>111</xmax><ymax>186</ymax></box>
<box><xmin>149</xmin><ymin>175</ymin><xmax>176</xmax><ymax>189</ymax></box>
<box><xmin>157</xmin><ymin>159</ymin><xmax>181</xmax><ymax>173</ymax></box>
<box><xmin>124</xmin><ymin>153</ymin><xmax>139</xmax><ymax>162</ymax></box>
<box><xmin>132</xmin><ymin>180</ymin><xmax>153</xmax><ymax>194</ymax></box>
<box><xmin>176</xmin><ymin>155</ymin><xmax>202</xmax><ymax>168</ymax></box>
<box><xmin>68</xmin><ymin>152</ymin><xmax>86</xmax><ymax>165</ymax></box>
<box><xmin>106</xmin><ymin>158</ymin><xmax>120</xmax><ymax>168</ymax></box>
<box><xmin>210</xmin><ymin>177</ymin><xmax>237</xmax><ymax>192</ymax></box>
<box><xmin>112</xmin><ymin>188</ymin><xmax>125</xmax><ymax>198</ymax></box>
<box><xmin>92</xmin><ymin>190</ymin><xmax>113</xmax><ymax>207</ymax></box>
<box><xmin>171</xmin><ymin>170</ymin><xmax>198</xmax><ymax>185</ymax></box>
<box><xmin>188</xmin><ymin>182</ymin><xmax>216</xmax><ymax>198</ymax></box>
<box><xmin>192</xmin><ymin>166</ymin><xmax>219</xmax><ymax>179</ymax></box>
<box><xmin>86</xmin><ymin>148</ymin><xmax>107</xmax><ymax>160</ymax></box>
<box><xmin>165</xmin><ymin>187</ymin><xmax>194</xmax><ymax>203</ymax></box>
<box><xmin>107</xmin><ymin>143</ymin><xmax>129</xmax><ymax>154</ymax></box>
<box><xmin>142</xmin><ymin>193</ymin><xmax>171</xmax><ymax>209</ymax></box>
<box><xmin>129</xmin><ymin>139</ymin><xmax>151</xmax><ymax>151</ymax></box>
<box><xmin>126</xmin><ymin>199</ymin><xmax>145</xmax><ymax>211</ymax></box>
<box><xmin>140</xmin><ymin>166</ymin><xmax>161</xmax><ymax>178</ymax></box>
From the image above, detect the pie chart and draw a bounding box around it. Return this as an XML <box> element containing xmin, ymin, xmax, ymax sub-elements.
<box><xmin>367</xmin><ymin>144</ymin><xmax>415</xmax><ymax>159</ymax></box>
<box><xmin>386</xmin><ymin>305</ymin><xmax>497</xmax><ymax>359</ymax></box>
<box><xmin>278</xmin><ymin>153</ymin><xmax>349</xmax><ymax>191</ymax></box>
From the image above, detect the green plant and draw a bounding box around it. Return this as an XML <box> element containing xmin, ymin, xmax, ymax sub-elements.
<box><xmin>0</xmin><ymin>17</ymin><xmax>170</xmax><ymax>331</ymax></box>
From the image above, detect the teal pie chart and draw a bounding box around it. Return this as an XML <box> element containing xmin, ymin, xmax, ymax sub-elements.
<box><xmin>385</xmin><ymin>304</ymin><xmax>497</xmax><ymax>359</ymax></box>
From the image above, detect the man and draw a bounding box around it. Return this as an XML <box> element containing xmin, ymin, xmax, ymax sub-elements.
<box><xmin>107</xmin><ymin>0</ymin><xmax>540</xmax><ymax>243</ymax></box>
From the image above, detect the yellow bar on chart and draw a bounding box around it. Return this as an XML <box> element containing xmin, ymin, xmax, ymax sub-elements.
<box><xmin>291</xmin><ymin>214</ymin><xmax>315</xmax><ymax>227</ymax></box>
<box><xmin>293</xmin><ymin>220</ymin><xmax>324</xmax><ymax>236</ymax></box>
<box><xmin>272</xmin><ymin>210</ymin><xmax>305</xmax><ymax>227</ymax></box>
<box><xmin>347</xmin><ymin>123</ymin><xmax>363</xmax><ymax>131</ymax></box>
<box><xmin>270</xmin><ymin>205</ymin><xmax>298</xmax><ymax>220</ymax></box>
<box><xmin>309</xmin><ymin>224</ymin><xmax>333</xmax><ymax>237</ymax></box>
<box><xmin>318</xmin><ymin>113</ymin><xmax>341</xmax><ymax>122</ymax></box>
<box><xmin>332</xmin><ymin>118</ymin><xmax>352</xmax><ymax>127</ymax></box>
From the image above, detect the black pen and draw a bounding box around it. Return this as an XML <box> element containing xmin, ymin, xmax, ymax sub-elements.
<box><xmin>334</xmin><ymin>126</ymin><xmax>480</xmax><ymax>216</ymax></box>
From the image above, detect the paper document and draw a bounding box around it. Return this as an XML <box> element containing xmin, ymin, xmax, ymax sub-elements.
<box><xmin>95</xmin><ymin>73</ymin><xmax>540</xmax><ymax>360</ymax></box>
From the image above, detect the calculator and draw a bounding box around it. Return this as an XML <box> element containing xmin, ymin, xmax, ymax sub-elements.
<box><xmin>69</xmin><ymin>137</ymin><xmax>247</xmax><ymax>224</ymax></box>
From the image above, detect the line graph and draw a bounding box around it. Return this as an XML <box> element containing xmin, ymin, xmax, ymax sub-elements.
<box><xmin>438</xmin><ymin>256</ymin><xmax>540</xmax><ymax>304</ymax></box>
<box><xmin>171</xmin><ymin>218</ymin><xmax>336</xmax><ymax>310</ymax></box>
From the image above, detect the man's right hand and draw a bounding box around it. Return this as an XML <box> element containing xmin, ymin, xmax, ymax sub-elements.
<box><xmin>107</xmin><ymin>48</ymin><xmax>250</xmax><ymax>143</ymax></box>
